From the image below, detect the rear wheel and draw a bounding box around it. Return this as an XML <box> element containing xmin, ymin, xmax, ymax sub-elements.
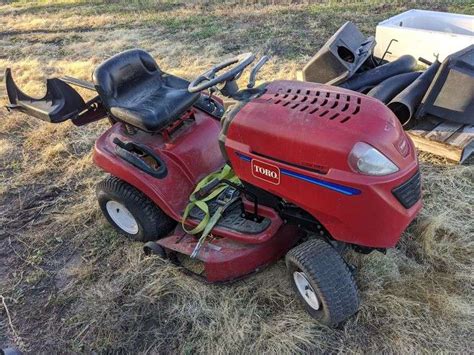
<box><xmin>97</xmin><ymin>176</ymin><xmax>176</xmax><ymax>242</ymax></box>
<box><xmin>286</xmin><ymin>239</ymin><xmax>359</xmax><ymax>326</ymax></box>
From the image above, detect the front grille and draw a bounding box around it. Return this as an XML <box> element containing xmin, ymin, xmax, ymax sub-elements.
<box><xmin>392</xmin><ymin>170</ymin><xmax>422</xmax><ymax>209</ymax></box>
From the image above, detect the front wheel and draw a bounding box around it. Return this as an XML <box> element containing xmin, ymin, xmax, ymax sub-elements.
<box><xmin>96</xmin><ymin>176</ymin><xmax>176</xmax><ymax>242</ymax></box>
<box><xmin>286</xmin><ymin>239</ymin><xmax>359</xmax><ymax>326</ymax></box>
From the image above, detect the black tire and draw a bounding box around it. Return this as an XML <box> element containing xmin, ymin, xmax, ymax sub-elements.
<box><xmin>286</xmin><ymin>239</ymin><xmax>359</xmax><ymax>326</ymax></box>
<box><xmin>96</xmin><ymin>176</ymin><xmax>176</xmax><ymax>242</ymax></box>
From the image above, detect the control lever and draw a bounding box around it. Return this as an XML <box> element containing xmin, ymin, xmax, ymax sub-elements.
<box><xmin>247</xmin><ymin>55</ymin><xmax>269</xmax><ymax>88</ymax></box>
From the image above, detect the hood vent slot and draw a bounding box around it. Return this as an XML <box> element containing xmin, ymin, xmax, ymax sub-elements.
<box><xmin>269</xmin><ymin>87</ymin><xmax>362</xmax><ymax>124</ymax></box>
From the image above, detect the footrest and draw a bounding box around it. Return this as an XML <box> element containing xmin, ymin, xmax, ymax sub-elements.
<box><xmin>187</xmin><ymin>187</ymin><xmax>270</xmax><ymax>234</ymax></box>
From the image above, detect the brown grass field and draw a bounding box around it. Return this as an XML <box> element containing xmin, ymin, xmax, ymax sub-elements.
<box><xmin>0</xmin><ymin>0</ymin><xmax>473</xmax><ymax>353</ymax></box>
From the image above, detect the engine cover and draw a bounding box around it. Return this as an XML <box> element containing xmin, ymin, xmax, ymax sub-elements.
<box><xmin>222</xmin><ymin>80</ymin><xmax>421</xmax><ymax>248</ymax></box>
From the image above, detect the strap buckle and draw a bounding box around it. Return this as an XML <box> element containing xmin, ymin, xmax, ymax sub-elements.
<box><xmin>216</xmin><ymin>187</ymin><xmax>239</xmax><ymax>206</ymax></box>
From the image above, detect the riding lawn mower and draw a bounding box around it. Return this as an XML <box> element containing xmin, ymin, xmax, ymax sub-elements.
<box><xmin>5</xmin><ymin>49</ymin><xmax>422</xmax><ymax>326</ymax></box>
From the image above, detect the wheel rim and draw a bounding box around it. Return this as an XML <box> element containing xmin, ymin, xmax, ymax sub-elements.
<box><xmin>105</xmin><ymin>200</ymin><xmax>139</xmax><ymax>235</ymax></box>
<box><xmin>293</xmin><ymin>271</ymin><xmax>320</xmax><ymax>310</ymax></box>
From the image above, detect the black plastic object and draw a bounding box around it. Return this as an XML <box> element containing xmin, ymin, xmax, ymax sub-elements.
<box><xmin>193</xmin><ymin>95</ymin><xmax>225</xmax><ymax>119</ymax></box>
<box><xmin>61</xmin><ymin>75</ymin><xmax>96</xmax><ymax>91</ymax></box>
<box><xmin>416</xmin><ymin>45</ymin><xmax>474</xmax><ymax>125</ymax></box>
<box><xmin>113</xmin><ymin>138</ymin><xmax>168</xmax><ymax>179</ymax></box>
<box><xmin>302</xmin><ymin>22</ymin><xmax>376</xmax><ymax>85</ymax></box>
<box><xmin>0</xmin><ymin>347</ymin><xmax>23</xmax><ymax>355</ymax></box>
<box><xmin>188</xmin><ymin>52</ymin><xmax>256</xmax><ymax>93</ymax></box>
<box><xmin>93</xmin><ymin>49</ymin><xmax>200</xmax><ymax>132</ymax></box>
<box><xmin>339</xmin><ymin>55</ymin><xmax>417</xmax><ymax>91</ymax></box>
<box><xmin>5</xmin><ymin>68</ymin><xmax>86</xmax><ymax>123</ymax></box>
<box><xmin>392</xmin><ymin>170</ymin><xmax>421</xmax><ymax>209</ymax></box>
<box><xmin>143</xmin><ymin>241</ymin><xmax>167</xmax><ymax>257</ymax></box>
<box><xmin>367</xmin><ymin>71</ymin><xmax>422</xmax><ymax>103</ymax></box>
<box><xmin>248</xmin><ymin>55</ymin><xmax>269</xmax><ymax>88</ymax></box>
<box><xmin>357</xmin><ymin>85</ymin><xmax>376</xmax><ymax>94</ymax></box>
<box><xmin>388</xmin><ymin>60</ymin><xmax>441</xmax><ymax>128</ymax></box>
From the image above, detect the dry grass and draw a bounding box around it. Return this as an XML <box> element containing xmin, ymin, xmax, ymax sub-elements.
<box><xmin>1</xmin><ymin>0</ymin><xmax>473</xmax><ymax>353</ymax></box>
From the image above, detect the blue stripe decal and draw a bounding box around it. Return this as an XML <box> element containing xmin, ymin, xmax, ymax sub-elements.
<box><xmin>235</xmin><ymin>152</ymin><xmax>361</xmax><ymax>196</ymax></box>
<box><xmin>235</xmin><ymin>152</ymin><xmax>252</xmax><ymax>162</ymax></box>
<box><xmin>280</xmin><ymin>168</ymin><xmax>360</xmax><ymax>196</ymax></box>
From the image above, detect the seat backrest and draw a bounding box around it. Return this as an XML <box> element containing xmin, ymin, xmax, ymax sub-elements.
<box><xmin>93</xmin><ymin>49</ymin><xmax>162</xmax><ymax>107</ymax></box>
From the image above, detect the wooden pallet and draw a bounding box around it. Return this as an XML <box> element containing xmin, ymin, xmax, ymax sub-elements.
<box><xmin>407</xmin><ymin>117</ymin><xmax>474</xmax><ymax>163</ymax></box>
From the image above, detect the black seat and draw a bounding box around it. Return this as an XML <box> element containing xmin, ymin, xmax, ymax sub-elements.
<box><xmin>93</xmin><ymin>49</ymin><xmax>200</xmax><ymax>132</ymax></box>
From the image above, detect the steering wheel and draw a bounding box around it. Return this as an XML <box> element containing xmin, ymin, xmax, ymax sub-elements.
<box><xmin>188</xmin><ymin>53</ymin><xmax>255</xmax><ymax>93</ymax></box>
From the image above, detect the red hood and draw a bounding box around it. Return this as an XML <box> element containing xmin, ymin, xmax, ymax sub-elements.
<box><xmin>227</xmin><ymin>80</ymin><xmax>413</xmax><ymax>173</ymax></box>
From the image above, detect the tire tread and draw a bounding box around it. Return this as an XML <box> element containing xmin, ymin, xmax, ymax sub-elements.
<box><xmin>286</xmin><ymin>239</ymin><xmax>359</xmax><ymax>326</ymax></box>
<box><xmin>97</xmin><ymin>176</ymin><xmax>175</xmax><ymax>241</ymax></box>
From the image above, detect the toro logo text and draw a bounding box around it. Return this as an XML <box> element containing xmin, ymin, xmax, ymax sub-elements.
<box><xmin>251</xmin><ymin>159</ymin><xmax>280</xmax><ymax>185</ymax></box>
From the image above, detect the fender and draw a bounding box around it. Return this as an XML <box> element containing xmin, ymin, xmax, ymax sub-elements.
<box><xmin>93</xmin><ymin>112</ymin><xmax>224</xmax><ymax>221</ymax></box>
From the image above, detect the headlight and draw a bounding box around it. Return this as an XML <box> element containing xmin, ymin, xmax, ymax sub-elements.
<box><xmin>348</xmin><ymin>142</ymin><xmax>399</xmax><ymax>176</ymax></box>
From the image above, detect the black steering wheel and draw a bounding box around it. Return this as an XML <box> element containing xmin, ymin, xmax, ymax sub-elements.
<box><xmin>188</xmin><ymin>53</ymin><xmax>255</xmax><ymax>93</ymax></box>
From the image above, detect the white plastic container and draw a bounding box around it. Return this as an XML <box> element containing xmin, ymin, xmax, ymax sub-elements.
<box><xmin>374</xmin><ymin>10</ymin><xmax>474</xmax><ymax>63</ymax></box>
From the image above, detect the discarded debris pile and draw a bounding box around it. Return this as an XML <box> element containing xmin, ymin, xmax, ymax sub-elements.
<box><xmin>301</xmin><ymin>10</ymin><xmax>474</xmax><ymax>163</ymax></box>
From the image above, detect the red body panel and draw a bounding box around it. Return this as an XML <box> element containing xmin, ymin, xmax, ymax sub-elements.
<box><xmin>93</xmin><ymin>111</ymin><xmax>283</xmax><ymax>244</ymax></box>
<box><xmin>93</xmin><ymin>110</ymin><xmax>224</xmax><ymax>221</ymax></box>
<box><xmin>225</xmin><ymin>80</ymin><xmax>421</xmax><ymax>248</ymax></box>
<box><xmin>93</xmin><ymin>110</ymin><xmax>295</xmax><ymax>282</ymax></box>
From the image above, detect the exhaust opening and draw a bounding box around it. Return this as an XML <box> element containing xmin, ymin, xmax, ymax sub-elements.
<box><xmin>388</xmin><ymin>102</ymin><xmax>411</xmax><ymax>126</ymax></box>
<box><xmin>337</xmin><ymin>46</ymin><xmax>355</xmax><ymax>63</ymax></box>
